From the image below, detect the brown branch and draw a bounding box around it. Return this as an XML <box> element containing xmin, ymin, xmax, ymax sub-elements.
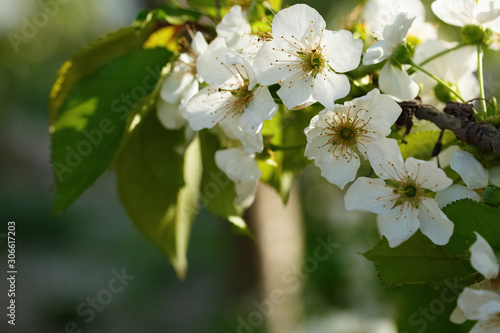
<box><xmin>399</xmin><ymin>100</ymin><xmax>500</xmax><ymax>155</ymax></box>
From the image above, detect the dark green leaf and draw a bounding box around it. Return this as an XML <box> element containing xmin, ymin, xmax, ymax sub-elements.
<box><xmin>51</xmin><ymin>48</ymin><xmax>171</xmax><ymax>215</ymax></box>
<box><xmin>117</xmin><ymin>112</ymin><xmax>201</xmax><ymax>279</ymax></box>
<box><xmin>364</xmin><ymin>231</ymin><xmax>476</xmax><ymax>288</ymax></box>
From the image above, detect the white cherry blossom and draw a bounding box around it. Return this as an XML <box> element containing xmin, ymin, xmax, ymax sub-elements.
<box><xmin>253</xmin><ymin>4</ymin><xmax>363</xmax><ymax>110</ymax></box>
<box><xmin>304</xmin><ymin>89</ymin><xmax>401</xmax><ymax>189</ymax></box>
<box><xmin>451</xmin><ymin>233</ymin><xmax>500</xmax><ymax>332</ymax></box>
<box><xmin>345</xmin><ymin>138</ymin><xmax>454</xmax><ymax>247</ymax></box>
<box><xmin>363</xmin><ymin>12</ymin><xmax>420</xmax><ymax>101</ymax></box>
<box><xmin>215</xmin><ymin>148</ymin><xmax>261</xmax><ymax>208</ymax></box>
<box><xmin>432</xmin><ymin>0</ymin><xmax>500</xmax><ymax>34</ymax></box>
<box><xmin>186</xmin><ymin>38</ymin><xmax>277</xmax><ymax>153</ymax></box>
<box><xmin>157</xmin><ymin>32</ymin><xmax>207</xmax><ymax>130</ymax></box>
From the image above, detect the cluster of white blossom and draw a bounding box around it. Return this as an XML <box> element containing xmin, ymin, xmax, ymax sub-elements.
<box><xmin>156</xmin><ymin>1</ymin><xmax>500</xmax><ymax>328</ymax></box>
<box><xmin>451</xmin><ymin>233</ymin><xmax>500</xmax><ymax>333</ymax></box>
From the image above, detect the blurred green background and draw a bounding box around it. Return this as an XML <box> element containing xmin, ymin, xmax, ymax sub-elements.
<box><xmin>0</xmin><ymin>0</ymin><xmax>492</xmax><ymax>332</ymax></box>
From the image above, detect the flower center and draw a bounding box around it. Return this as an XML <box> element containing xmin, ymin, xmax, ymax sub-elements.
<box><xmin>318</xmin><ymin>105</ymin><xmax>375</xmax><ymax>161</ymax></box>
<box><xmin>394</xmin><ymin>178</ymin><xmax>423</xmax><ymax>208</ymax></box>
<box><xmin>298</xmin><ymin>49</ymin><xmax>326</xmax><ymax>77</ymax></box>
<box><xmin>340</xmin><ymin>127</ymin><xmax>354</xmax><ymax>140</ymax></box>
<box><xmin>405</xmin><ymin>185</ymin><xmax>417</xmax><ymax>197</ymax></box>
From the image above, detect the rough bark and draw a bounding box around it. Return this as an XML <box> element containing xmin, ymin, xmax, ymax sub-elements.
<box><xmin>399</xmin><ymin>100</ymin><xmax>500</xmax><ymax>155</ymax></box>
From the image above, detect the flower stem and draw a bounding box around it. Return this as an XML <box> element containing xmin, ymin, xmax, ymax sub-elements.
<box><xmin>477</xmin><ymin>43</ymin><xmax>488</xmax><ymax>115</ymax></box>
<box><xmin>418</xmin><ymin>43</ymin><xmax>466</xmax><ymax>67</ymax></box>
<box><xmin>408</xmin><ymin>60</ymin><xmax>466</xmax><ymax>103</ymax></box>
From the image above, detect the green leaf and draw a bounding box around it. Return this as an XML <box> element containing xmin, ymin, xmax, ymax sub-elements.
<box><xmin>50</xmin><ymin>23</ymin><xmax>158</xmax><ymax>122</ymax></box>
<box><xmin>198</xmin><ymin>129</ymin><xmax>243</xmax><ymax>218</ymax></box>
<box><xmin>364</xmin><ymin>231</ymin><xmax>476</xmax><ymax>288</ymax></box>
<box><xmin>365</xmin><ymin>199</ymin><xmax>500</xmax><ymax>288</ymax></box>
<box><xmin>116</xmin><ymin>112</ymin><xmax>201</xmax><ymax>279</ymax></box>
<box><xmin>443</xmin><ymin>199</ymin><xmax>500</xmax><ymax>254</ymax></box>
<box><xmin>399</xmin><ymin>130</ymin><xmax>458</xmax><ymax>160</ymax></box>
<box><xmin>51</xmin><ymin>48</ymin><xmax>172</xmax><ymax>215</ymax></box>
<box><xmin>135</xmin><ymin>5</ymin><xmax>203</xmax><ymax>26</ymax></box>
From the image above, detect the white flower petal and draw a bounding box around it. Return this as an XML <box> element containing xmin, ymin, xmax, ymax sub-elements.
<box><xmin>277</xmin><ymin>76</ymin><xmax>315</xmax><ymax>110</ymax></box>
<box><xmin>219</xmin><ymin>116</ymin><xmax>264</xmax><ymax>154</ymax></box>
<box><xmin>366</xmin><ymin>138</ymin><xmax>406</xmax><ymax>181</ymax></box>
<box><xmin>313</xmin><ymin>147</ymin><xmax>361</xmax><ymax>189</ymax></box>
<box><xmin>382</xmin><ymin>12</ymin><xmax>416</xmax><ymax>45</ymax></box>
<box><xmin>312</xmin><ymin>72</ymin><xmax>350</xmax><ymax>110</ymax></box>
<box><xmin>225</xmin><ymin>53</ymin><xmax>257</xmax><ymax>89</ymax></box>
<box><xmin>196</xmin><ymin>38</ymin><xmax>238</xmax><ymax>85</ymax></box>
<box><xmin>178</xmin><ymin>79</ymin><xmax>199</xmax><ymax>110</ymax></box>
<box><xmin>431</xmin><ymin>0</ymin><xmax>476</xmax><ymax>27</ymax></box>
<box><xmin>379</xmin><ymin>62</ymin><xmax>420</xmax><ymax>101</ymax></box>
<box><xmin>435</xmin><ymin>184</ymin><xmax>481</xmax><ymax>208</ymax></box>
<box><xmin>239</xmin><ymin>86</ymin><xmax>278</xmax><ymax>134</ymax></box>
<box><xmin>418</xmin><ymin>198</ymin><xmax>454</xmax><ymax>246</ymax></box>
<box><xmin>272</xmin><ymin>4</ymin><xmax>326</xmax><ymax>50</ymax></box>
<box><xmin>450</xmin><ymin>150</ymin><xmax>489</xmax><ymax>189</ymax></box>
<box><xmin>489</xmin><ymin>166</ymin><xmax>500</xmax><ymax>187</ymax></box>
<box><xmin>253</xmin><ymin>40</ymin><xmax>295</xmax><ymax>86</ymax></box>
<box><xmin>405</xmin><ymin>157</ymin><xmax>453</xmax><ymax>192</ymax></box>
<box><xmin>345</xmin><ymin>177</ymin><xmax>397</xmax><ymax>215</ymax></box>
<box><xmin>471</xmin><ymin>232</ymin><xmax>499</xmax><ymax>280</ymax></box>
<box><xmin>191</xmin><ymin>31</ymin><xmax>208</xmax><ymax>56</ymax></box>
<box><xmin>363</xmin><ymin>0</ymin><xmax>426</xmax><ymax>37</ymax></box>
<box><xmin>216</xmin><ymin>5</ymin><xmax>251</xmax><ymax>47</ymax></box>
<box><xmin>450</xmin><ymin>305</ymin><xmax>467</xmax><ymax>324</ymax></box>
<box><xmin>186</xmin><ymin>87</ymin><xmax>229</xmax><ymax>130</ymax></box>
<box><xmin>379</xmin><ymin>201</ymin><xmax>420</xmax><ymax>248</ymax></box>
<box><xmin>474</xmin><ymin>0</ymin><xmax>500</xmax><ymax>24</ymax></box>
<box><xmin>156</xmin><ymin>99</ymin><xmax>188</xmax><ymax>130</ymax></box>
<box><xmin>363</xmin><ymin>40</ymin><xmax>395</xmax><ymax>65</ymax></box>
<box><xmin>343</xmin><ymin>88</ymin><xmax>402</xmax><ymax>138</ymax></box>
<box><xmin>215</xmin><ymin>148</ymin><xmax>261</xmax><ymax>208</ymax></box>
<box><xmin>488</xmin><ymin>15</ymin><xmax>500</xmax><ymax>34</ymax></box>
<box><xmin>322</xmin><ymin>29</ymin><xmax>363</xmax><ymax>73</ymax></box>
<box><xmin>457</xmin><ymin>288</ymin><xmax>500</xmax><ymax>321</ymax></box>
<box><xmin>161</xmin><ymin>71</ymin><xmax>195</xmax><ymax>104</ymax></box>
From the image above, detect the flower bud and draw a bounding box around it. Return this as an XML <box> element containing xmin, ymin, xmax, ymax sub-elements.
<box><xmin>434</xmin><ymin>81</ymin><xmax>460</xmax><ymax>103</ymax></box>
<box><xmin>483</xmin><ymin>185</ymin><xmax>500</xmax><ymax>206</ymax></box>
<box><xmin>461</xmin><ymin>24</ymin><xmax>493</xmax><ymax>46</ymax></box>
<box><xmin>391</xmin><ymin>42</ymin><xmax>415</xmax><ymax>66</ymax></box>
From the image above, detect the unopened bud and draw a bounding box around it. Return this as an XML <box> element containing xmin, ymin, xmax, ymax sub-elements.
<box><xmin>434</xmin><ymin>81</ymin><xmax>460</xmax><ymax>103</ymax></box>
<box><xmin>483</xmin><ymin>185</ymin><xmax>500</xmax><ymax>206</ymax></box>
<box><xmin>391</xmin><ymin>42</ymin><xmax>415</xmax><ymax>66</ymax></box>
<box><xmin>461</xmin><ymin>24</ymin><xmax>493</xmax><ymax>46</ymax></box>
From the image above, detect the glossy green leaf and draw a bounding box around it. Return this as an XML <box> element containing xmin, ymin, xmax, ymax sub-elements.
<box><xmin>50</xmin><ymin>23</ymin><xmax>158</xmax><ymax>122</ymax></box>
<box><xmin>116</xmin><ymin>112</ymin><xmax>201</xmax><ymax>279</ymax></box>
<box><xmin>364</xmin><ymin>231</ymin><xmax>476</xmax><ymax>288</ymax></box>
<box><xmin>51</xmin><ymin>48</ymin><xmax>171</xmax><ymax>215</ymax></box>
<box><xmin>399</xmin><ymin>130</ymin><xmax>458</xmax><ymax>160</ymax></box>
